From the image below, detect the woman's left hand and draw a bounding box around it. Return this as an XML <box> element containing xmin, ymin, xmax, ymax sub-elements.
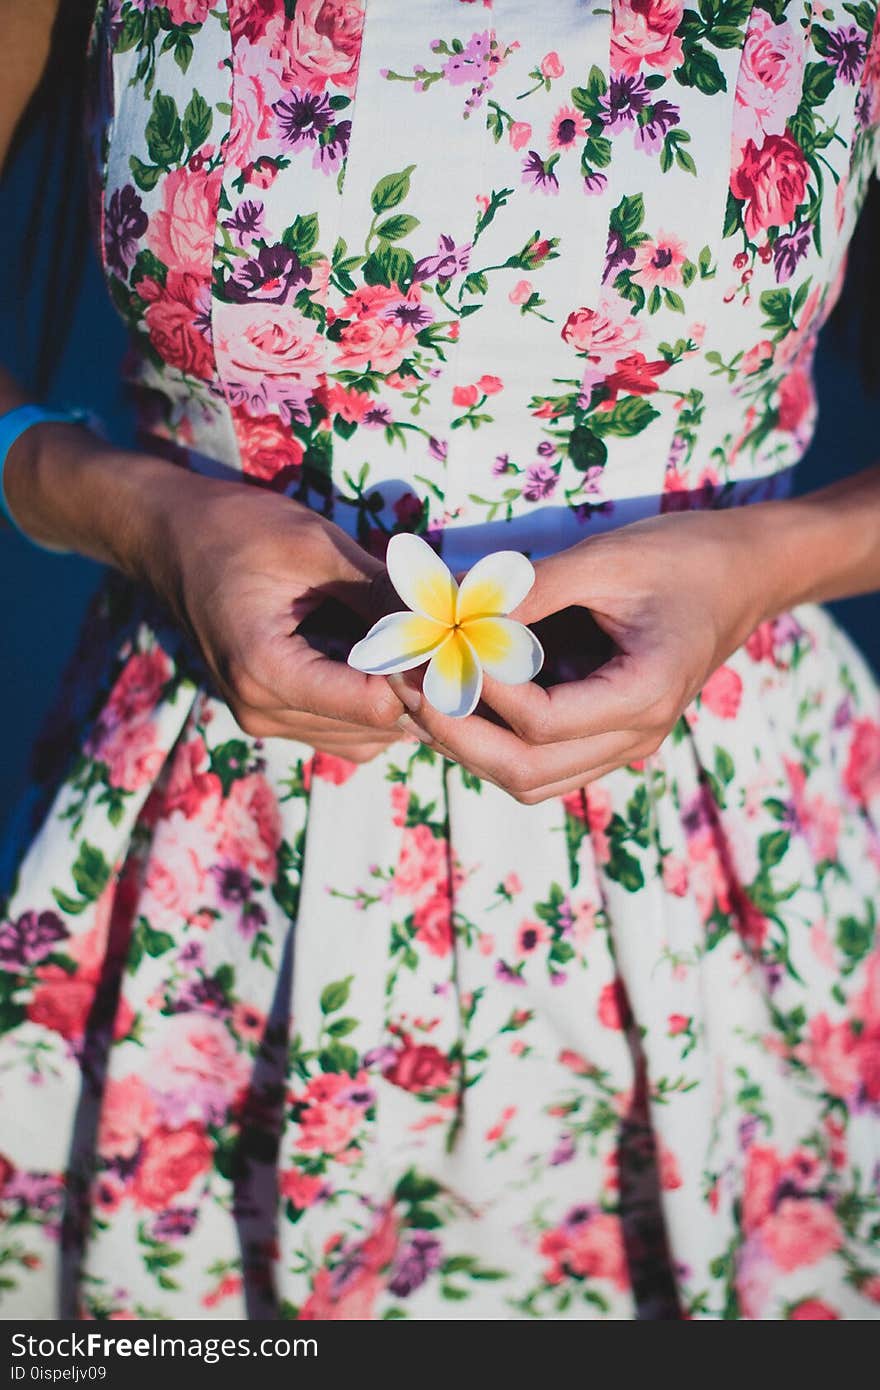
<box><xmin>388</xmin><ymin>507</ymin><xmax>786</xmax><ymax>803</ymax></box>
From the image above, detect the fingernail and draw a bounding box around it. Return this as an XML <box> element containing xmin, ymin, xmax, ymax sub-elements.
<box><xmin>388</xmin><ymin>674</ymin><xmax>422</xmax><ymax>714</ymax></box>
<box><xmin>397</xmin><ymin>714</ymin><xmax>430</xmax><ymax>741</ymax></box>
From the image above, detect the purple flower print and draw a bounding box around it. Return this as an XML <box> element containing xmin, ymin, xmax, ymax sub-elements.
<box><xmin>213</xmin><ymin>864</ymin><xmax>251</xmax><ymax>903</ymax></box>
<box><xmin>602</xmin><ymin>226</ymin><xmax>636</xmax><ymax>283</ymax></box>
<box><xmin>824</xmin><ymin>24</ymin><xmax>867</xmax><ymax>83</ymax></box>
<box><xmin>493</xmin><ymin>452</ymin><xmax>513</xmax><ymax>475</ymax></box>
<box><xmin>522</xmin><ymin>150</ymin><xmax>560</xmax><ymax>194</ymax></box>
<box><xmin>0</xmin><ymin>910</ymin><xmax>68</xmax><ymax>971</ymax></box>
<box><xmin>495</xmin><ymin>959</ymin><xmax>526</xmax><ymax>985</ymax></box>
<box><xmin>173</xmin><ymin>976</ymin><xmax>229</xmax><ymax>1016</ymax></box>
<box><xmin>772</xmin><ymin>224</ymin><xmax>811</xmax><ymax>284</ymax></box>
<box><xmin>522</xmin><ymin>462</ymin><xmax>558</xmax><ymax>500</ymax></box>
<box><xmin>550</xmin><ymin>1133</ymin><xmax>576</xmax><ymax>1165</ymax></box>
<box><xmin>222</xmin><ymin>199</ymin><xmax>266</xmax><ymax>248</ymax></box>
<box><xmin>583</xmin><ymin>171</ymin><xmax>608</xmax><ymax>195</ymax></box>
<box><xmin>439</xmin><ymin>30</ymin><xmax>493</xmax><ymax>86</ymax></box>
<box><xmin>563</xmin><ymin>1203</ymin><xmax>596</xmax><ymax>1231</ymax></box>
<box><xmin>363</xmin><ymin>403</ymin><xmax>393</xmax><ymax>427</ymax></box>
<box><xmin>104</xmin><ymin>183</ymin><xmax>148</xmax><ymax>277</ymax></box>
<box><xmin>427</xmin><ymin>435</ymin><xmax>448</xmax><ymax>462</ymax></box>
<box><xmin>152</xmin><ymin>1208</ymin><xmax>199</xmax><ymax>1241</ymax></box>
<box><xmin>413</xmin><ymin>233</ymin><xmax>472</xmax><ymax>282</ymax></box>
<box><xmin>226</xmin><ymin>245</ymin><xmax>311</xmax><ymax>304</ymax></box>
<box><xmin>381</xmin><ymin>298</ymin><xmax>435</xmax><ymax>328</ymax></box>
<box><xmin>273</xmin><ymin>90</ymin><xmax>334</xmax><ymax>149</ymax></box>
<box><xmin>388</xmin><ymin>1233</ymin><xmax>443</xmax><ymax>1296</ymax></box>
<box><xmin>312</xmin><ymin>120</ymin><xmax>352</xmax><ymax>173</ymax></box>
<box><xmin>600</xmin><ymin>73</ymin><xmax>652</xmax><ymax>132</ymax></box>
<box><xmin>633</xmin><ymin>100</ymin><xmax>680</xmax><ymax>156</ymax></box>
<box><xmin>3</xmin><ymin>1171</ymin><xmax>63</xmax><ymax>1214</ymax></box>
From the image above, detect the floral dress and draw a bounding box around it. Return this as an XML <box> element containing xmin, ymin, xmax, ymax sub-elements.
<box><xmin>2</xmin><ymin>0</ymin><xmax>880</xmax><ymax>1321</ymax></box>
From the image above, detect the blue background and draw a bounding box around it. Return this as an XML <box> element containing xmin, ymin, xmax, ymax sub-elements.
<box><xmin>1</xmin><ymin>126</ymin><xmax>878</xmax><ymax>830</ymax></box>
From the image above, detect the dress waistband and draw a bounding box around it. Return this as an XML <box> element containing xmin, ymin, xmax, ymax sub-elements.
<box><xmin>145</xmin><ymin>430</ymin><xmax>797</xmax><ymax>571</ymax></box>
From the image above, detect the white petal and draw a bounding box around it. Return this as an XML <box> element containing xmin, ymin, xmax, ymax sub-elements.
<box><xmin>386</xmin><ymin>532</ymin><xmax>457</xmax><ymax>625</ymax></box>
<box><xmin>423</xmin><ymin>630</ymin><xmax>483</xmax><ymax>718</ymax></box>
<box><xmin>347</xmin><ymin>611</ymin><xmax>447</xmax><ymax>675</ymax></box>
<box><xmin>461</xmin><ymin>616</ymin><xmax>544</xmax><ymax>685</ymax></box>
<box><xmin>456</xmin><ymin>549</ymin><xmax>535</xmax><ymax>623</ymax></box>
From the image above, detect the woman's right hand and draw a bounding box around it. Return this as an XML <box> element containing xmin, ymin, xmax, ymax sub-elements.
<box><xmin>160</xmin><ymin>469</ymin><xmax>410</xmax><ymax>758</ymax></box>
<box><xmin>2</xmin><ymin>408</ymin><xmax>409</xmax><ymax>760</ymax></box>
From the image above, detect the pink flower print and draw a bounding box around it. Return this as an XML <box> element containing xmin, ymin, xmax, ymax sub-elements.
<box><xmin>214</xmin><ymin>302</ymin><xmax>325</xmax><ymax>422</ymax></box>
<box><xmin>394</xmin><ymin>823</ymin><xmax>447</xmax><ymax>898</ymax></box>
<box><xmin>548</xmin><ymin>106</ymin><xmax>587</xmax><ymax>152</ymax></box>
<box><xmin>97</xmin><ymin>1075</ymin><xmax>157</xmax><ymax>1161</ymax></box>
<box><xmin>632</xmin><ymin>230</ymin><xmax>687</xmax><ymax>289</ymax></box>
<box><xmin>515</xmin><ymin>920</ymin><xmax>550</xmax><ymax>957</ymax></box>
<box><xmin>700</xmin><ymin>664</ymin><xmax>743</xmax><ymax>719</ymax></box>
<box><xmin>149</xmin><ymin>164</ymin><xmax>223</xmax><ymax>276</ymax></box>
<box><xmin>276</xmin><ymin>0</ymin><xmax>366</xmax><ymax>94</ymax></box>
<box><xmin>731</xmin><ymin>8</ymin><xmax>806</xmax><ymax>163</ymax></box>
<box><xmin>509</xmin><ymin>278</ymin><xmax>533</xmax><ymax>304</ymax></box>
<box><xmin>541</xmin><ymin>52</ymin><xmax>565</xmax><ymax>79</ymax></box>
<box><xmin>610</xmin><ymin>0</ymin><xmax>685</xmax><ymax>77</ymax></box>
<box><xmin>216</xmin><ymin>772</ymin><xmax>282</xmax><ymax>881</ymax></box>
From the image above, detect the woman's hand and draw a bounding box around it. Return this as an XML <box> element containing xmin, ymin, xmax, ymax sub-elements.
<box><xmin>389</xmin><ymin>506</ymin><xmax>790</xmax><ymax>802</ymax></box>
<box><xmin>160</xmin><ymin>474</ymin><xmax>408</xmax><ymax>757</ymax></box>
<box><xmin>2</xmin><ymin>408</ymin><xmax>408</xmax><ymax>759</ymax></box>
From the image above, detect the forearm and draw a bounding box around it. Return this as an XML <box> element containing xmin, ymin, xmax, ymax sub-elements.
<box><xmin>743</xmin><ymin>463</ymin><xmax>880</xmax><ymax>620</ymax></box>
<box><xmin>0</xmin><ymin>366</ymin><xmax>225</xmax><ymax>611</ymax></box>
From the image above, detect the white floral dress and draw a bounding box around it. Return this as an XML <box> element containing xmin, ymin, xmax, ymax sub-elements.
<box><xmin>2</xmin><ymin>0</ymin><xmax>880</xmax><ymax>1320</ymax></box>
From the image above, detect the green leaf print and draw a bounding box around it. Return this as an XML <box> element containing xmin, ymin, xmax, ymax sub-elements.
<box><xmin>568</xmin><ymin>425</ymin><xmax>607</xmax><ymax>471</ymax></box>
<box><xmin>320</xmin><ymin>977</ymin><xmax>353</xmax><ymax>1014</ymax></box>
<box><xmin>609</xmin><ymin>193</ymin><xmax>645</xmax><ymax>245</ymax></box>
<box><xmin>172</xmin><ymin>33</ymin><xmax>194</xmax><ymax>76</ymax></box>
<box><xmin>605</xmin><ymin>841</ymin><xmax>645</xmax><ymax>893</ymax></box>
<box><xmin>209</xmin><ymin>739</ymin><xmax>252</xmax><ymax>795</ymax></box>
<box><xmin>674</xmin><ymin>48</ymin><xmax>726</xmax><ymax>96</ymax></box>
<box><xmin>182</xmin><ymin>90</ymin><xmax>212</xmax><ymax>151</ymax></box>
<box><xmin>370</xmin><ymin>164</ymin><xmax>416</xmax><ymax>214</ymax></box>
<box><xmin>591</xmin><ymin>395</ymin><xmax>660</xmax><ymax>438</ymax></box>
<box><xmin>71</xmin><ymin>842</ymin><xmax>111</xmax><ymax>902</ymax></box>
<box><xmin>375</xmin><ymin>213</ymin><xmax>420</xmax><ymax>242</ymax></box>
<box><xmin>362</xmin><ymin>243</ymin><xmax>415</xmax><ymax>289</ymax></box>
<box><xmin>836</xmin><ymin>902</ymin><xmax>876</xmax><ymax>972</ymax></box>
<box><xmin>145</xmin><ymin>91</ymin><xmax>184</xmax><ymax>168</ymax></box>
<box><xmin>758</xmin><ymin>829</ymin><xmax>790</xmax><ymax>869</ymax></box>
<box><xmin>0</xmin><ymin>973</ymin><xmax>26</xmax><ymax>1038</ymax></box>
<box><xmin>282</xmin><ymin>212</ymin><xmax>320</xmax><ymax>256</ymax></box>
<box><xmin>129</xmin><ymin>156</ymin><xmax>163</xmax><ymax>193</ymax></box>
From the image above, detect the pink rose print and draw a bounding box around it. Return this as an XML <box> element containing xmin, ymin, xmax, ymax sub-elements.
<box><xmin>610</xmin><ymin>0</ymin><xmax>685</xmax><ymax>77</ymax></box>
<box><xmin>730</xmin><ymin>134</ymin><xmax>809</xmax><ymax>239</ymax></box>
<box><xmin>731</xmin><ymin>9</ymin><xmax>806</xmax><ymax>163</ymax></box>
<box><xmin>215</xmin><ymin>302</ymin><xmax>325</xmax><ymax>420</ymax></box>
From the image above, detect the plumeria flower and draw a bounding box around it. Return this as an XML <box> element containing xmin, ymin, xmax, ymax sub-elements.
<box><xmin>347</xmin><ymin>533</ymin><xmax>544</xmax><ymax>718</ymax></box>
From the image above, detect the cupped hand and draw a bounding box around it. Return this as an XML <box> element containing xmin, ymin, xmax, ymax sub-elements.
<box><xmin>388</xmin><ymin>508</ymin><xmax>780</xmax><ymax>802</ymax></box>
<box><xmin>155</xmin><ymin>475</ymin><xmax>408</xmax><ymax>759</ymax></box>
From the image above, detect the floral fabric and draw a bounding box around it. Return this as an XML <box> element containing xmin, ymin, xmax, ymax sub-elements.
<box><xmin>1</xmin><ymin>0</ymin><xmax>880</xmax><ymax>1319</ymax></box>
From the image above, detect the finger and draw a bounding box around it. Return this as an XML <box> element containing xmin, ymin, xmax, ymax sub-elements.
<box><xmin>477</xmin><ymin>651</ymin><xmax>661</xmax><ymax>745</ymax></box>
<box><xmin>401</xmin><ymin>695</ymin><xmax>643</xmax><ymax>794</ymax></box>
<box><xmin>233</xmin><ymin>700</ymin><xmax>405</xmax><ymax>746</ymax></box>
<box><xmin>320</xmin><ymin>531</ymin><xmax>403</xmax><ymax>624</ymax></box>
<box><xmin>498</xmin><ymin>757</ymin><xmax>648</xmax><ymax>806</ymax></box>
<box><xmin>264</xmin><ymin>636</ymin><xmax>406</xmax><ymax>728</ymax></box>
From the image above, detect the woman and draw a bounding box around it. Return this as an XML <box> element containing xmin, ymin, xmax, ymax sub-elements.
<box><xmin>1</xmin><ymin>0</ymin><xmax>879</xmax><ymax>1321</ymax></box>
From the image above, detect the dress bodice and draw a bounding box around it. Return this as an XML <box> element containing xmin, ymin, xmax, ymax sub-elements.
<box><xmin>87</xmin><ymin>0</ymin><xmax>880</xmax><ymax>564</ymax></box>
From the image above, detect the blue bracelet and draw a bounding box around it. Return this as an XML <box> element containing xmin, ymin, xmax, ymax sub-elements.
<box><xmin>0</xmin><ymin>404</ymin><xmax>91</xmax><ymax>554</ymax></box>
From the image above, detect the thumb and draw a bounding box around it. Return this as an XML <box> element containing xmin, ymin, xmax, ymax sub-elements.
<box><xmin>511</xmin><ymin>548</ymin><xmax>583</xmax><ymax>626</ymax></box>
<box><xmin>319</xmin><ymin>530</ymin><xmax>405</xmax><ymax>625</ymax></box>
